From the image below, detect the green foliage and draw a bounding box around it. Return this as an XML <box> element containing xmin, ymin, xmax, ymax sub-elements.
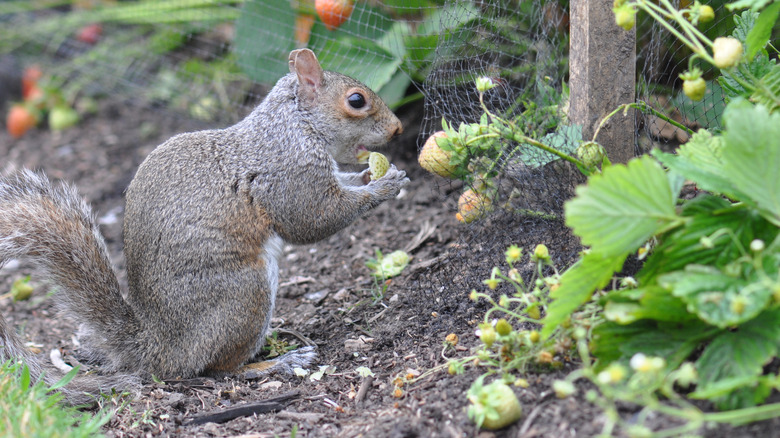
<box><xmin>539</xmin><ymin>1</ymin><xmax>780</xmax><ymax>424</ymax></box>
<box><xmin>546</xmin><ymin>98</ymin><xmax>780</xmax><ymax>410</ymax></box>
<box><xmin>744</xmin><ymin>2</ymin><xmax>780</xmax><ymax>58</ymax></box>
<box><xmin>0</xmin><ymin>361</ymin><xmax>110</xmax><ymax>438</ymax></box>
<box><xmin>566</xmin><ymin>156</ymin><xmax>681</xmax><ymax>257</ymax></box>
<box><xmin>365</xmin><ymin>249</ymin><xmax>410</xmax><ymax>280</ymax></box>
<box><xmin>234</xmin><ymin>0</ymin><xmax>477</xmax><ymax>105</ymax></box>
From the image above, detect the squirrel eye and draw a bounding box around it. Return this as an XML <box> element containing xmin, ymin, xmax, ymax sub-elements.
<box><xmin>347</xmin><ymin>92</ymin><xmax>366</xmax><ymax>109</ymax></box>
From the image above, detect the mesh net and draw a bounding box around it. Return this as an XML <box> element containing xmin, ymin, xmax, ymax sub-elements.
<box><xmin>0</xmin><ymin>0</ymin><xmax>736</xmax><ymax>263</ymax></box>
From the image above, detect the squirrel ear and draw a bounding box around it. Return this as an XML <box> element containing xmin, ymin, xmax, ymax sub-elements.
<box><xmin>288</xmin><ymin>49</ymin><xmax>323</xmax><ymax>99</ymax></box>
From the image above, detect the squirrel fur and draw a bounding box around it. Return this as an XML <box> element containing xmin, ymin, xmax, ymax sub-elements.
<box><xmin>0</xmin><ymin>49</ymin><xmax>408</xmax><ymax>404</ymax></box>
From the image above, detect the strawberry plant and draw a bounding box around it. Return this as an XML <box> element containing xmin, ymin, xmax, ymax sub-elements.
<box><xmin>536</xmin><ymin>0</ymin><xmax>780</xmax><ymax>432</ymax></box>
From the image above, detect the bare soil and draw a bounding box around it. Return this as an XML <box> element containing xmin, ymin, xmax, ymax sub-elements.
<box><xmin>0</xmin><ymin>97</ymin><xmax>773</xmax><ymax>438</ymax></box>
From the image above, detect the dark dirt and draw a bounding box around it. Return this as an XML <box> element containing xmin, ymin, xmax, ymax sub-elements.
<box><xmin>0</xmin><ymin>96</ymin><xmax>775</xmax><ymax>438</ymax></box>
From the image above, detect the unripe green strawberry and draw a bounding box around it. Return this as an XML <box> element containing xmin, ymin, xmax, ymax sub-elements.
<box><xmin>467</xmin><ymin>376</ymin><xmax>523</xmax><ymax>430</ymax></box>
<box><xmin>419</xmin><ymin>131</ymin><xmax>457</xmax><ymax>178</ymax></box>
<box><xmin>698</xmin><ymin>5</ymin><xmax>714</xmax><ymax>24</ymax></box>
<box><xmin>368</xmin><ymin>152</ymin><xmax>389</xmax><ymax>180</ymax></box>
<box><xmin>10</xmin><ymin>276</ymin><xmax>33</xmax><ymax>301</ymax></box>
<box><xmin>532</xmin><ymin>244</ymin><xmax>550</xmax><ymax>262</ymax></box>
<box><xmin>576</xmin><ymin>141</ymin><xmax>607</xmax><ymax>169</ymax></box>
<box><xmin>712</xmin><ymin>37</ymin><xmax>742</xmax><ymax>69</ymax></box>
<box><xmin>495</xmin><ymin>318</ymin><xmax>512</xmax><ymax>336</ymax></box>
<box><xmin>479</xmin><ymin>324</ymin><xmax>497</xmax><ymax>347</ymax></box>
<box><xmin>526</xmin><ymin>304</ymin><xmax>541</xmax><ymax>320</ymax></box>
<box><xmin>49</xmin><ymin>105</ymin><xmax>80</xmax><ymax>131</ymax></box>
<box><xmin>683</xmin><ymin>77</ymin><xmax>706</xmax><ymax>101</ymax></box>
<box><xmin>613</xmin><ymin>4</ymin><xmax>636</xmax><ymax>30</ymax></box>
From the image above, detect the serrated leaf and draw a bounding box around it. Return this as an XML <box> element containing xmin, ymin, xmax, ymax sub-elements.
<box><xmin>720</xmin><ymin>100</ymin><xmax>780</xmax><ymax>226</ymax></box>
<box><xmin>660</xmin><ymin>265</ymin><xmax>774</xmax><ymax>328</ymax></box>
<box><xmin>694</xmin><ymin>309</ymin><xmax>780</xmax><ymax>407</ymax></box>
<box><xmin>745</xmin><ymin>2</ymin><xmax>780</xmax><ymax>58</ymax></box>
<box><xmin>751</xmin><ymin>64</ymin><xmax>780</xmax><ymax>113</ymax></box>
<box><xmin>731</xmin><ymin>10</ymin><xmax>760</xmax><ymax>43</ymax></box>
<box><xmin>653</xmin><ymin>131</ymin><xmax>745</xmax><ymax>198</ymax></box>
<box><xmin>565</xmin><ymin>156</ymin><xmax>681</xmax><ymax>257</ymax></box>
<box><xmin>541</xmin><ymin>252</ymin><xmax>626</xmax><ymax>338</ymax></box>
<box><xmin>590</xmin><ymin>320</ymin><xmax>713</xmax><ymax>372</ymax></box>
<box><xmin>603</xmin><ymin>286</ymin><xmax>694</xmax><ymax>324</ymax></box>
<box><xmin>638</xmin><ymin>195</ymin><xmax>777</xmax><ymax>282</ymax></box>
<box><xmin>718</xmin><ymin>52</ymin><xmax>776</xmax><ymax>100</ymax></box>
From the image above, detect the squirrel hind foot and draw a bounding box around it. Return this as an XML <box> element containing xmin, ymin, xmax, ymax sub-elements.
<box><xmin>238</xmin><ymin>345</ymin><xmax>317</xmax><ymax>380</ymax></box>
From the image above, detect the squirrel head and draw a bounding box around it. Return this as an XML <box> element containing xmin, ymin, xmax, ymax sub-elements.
<box><xmin>288</xmin><ymin>49</ymin><xmax>403</xmax><ymax>165</ymax></box>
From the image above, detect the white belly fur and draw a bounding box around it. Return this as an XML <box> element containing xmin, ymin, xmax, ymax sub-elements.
<box><xmin>253</xmin><ymin>232</ymin><xmax>283</xmax><ymax>355</ymax></box>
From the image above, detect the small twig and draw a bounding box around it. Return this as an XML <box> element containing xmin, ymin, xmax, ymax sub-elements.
<box><xmin>402</xmin><ymin>220</ymin><xmax>437</xmax><ymax>254</ymax></box>
<box><xmin>271</xmin><ymin>328</ymin><xmax>315</xmax><ymax>347</ymax></box>
<box><xmin>367</xmin><ymin>307</ymin><xmax>389</xmax><ymax>324</ymax></box>
<box><xmin>355</xmin><ymin>375</ymin><xmax>374</xmax><ymax>406</ymax></box>
<box><xmin>518</xmin><ymin>394</ymin><xmax>554</xmax><ymax>437</ymax></box>
<box><xmin>183</xmin><ymin>391</ymin><xmax>300</xmax><ymax>426</ymax></box>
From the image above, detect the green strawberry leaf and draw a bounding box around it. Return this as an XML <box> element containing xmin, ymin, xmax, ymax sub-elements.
<box><xmin>541</xmin><ymin>251</ymin><xmax>626</xmax><ymax>338</ymax></box>
<box><xmin>720</xmin><ymin>100</ymin><xmax>780</xmax><ymax>226</ymax></box>
<box><xmin>565</xmin><ymin>155</ymin><xmax>682</xmax><ymax>258</ymax></box>
<box><xmin>693</xmin><ymin>308</ymin><xmax>780</xmax><ymax>408</ymax></box>
<box><xmin>745</xmin><ymin>2</ymin><xmax>780</xmax><ymax>59</ymax></box>
<box><xmin>751</xmin><ymin>63</ymin><xmax>780</xmax><ymax>113</ymax></box>
<box><xmin>602</xmin><ymin>286</ymin><xmax>694</xmax><ymax>324</ymax></box>
<box><xmin>590</xmin><ymin>319</ymin><xmax>715</xmax><ymax>372</ymax></box>
<box><xmin>653</xmin><ymin>131</ymin><xmax>747</xmax><ymax>199</ymax></box>
<box><xmin>659</xmin><ymin>265</ymin><xmax>774</xmax><ymax>328</ymax></box>
<box><xmin>718</xmin><ymin>52</ymin><xmax>776</xmax><ymax>101</ymax></box>
<box><xmin>638</xmin><ymin>195</ymin><xmax>778</xmax><ymax>282</ymax></box>
<box><xmin>518</xmin><ymin>124</ymin><xmax>581</xmax><ymax>168</ymax></box>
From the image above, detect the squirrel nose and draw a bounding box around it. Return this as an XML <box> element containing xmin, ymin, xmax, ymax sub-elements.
<box><xmin>391</xmin><ymin>118</ymin><xmax>403</xmax><ymax>138</ymax></box>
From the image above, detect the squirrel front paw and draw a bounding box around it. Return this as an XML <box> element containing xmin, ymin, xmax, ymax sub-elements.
<box><xmin>369</xmin><ymin>164</ymin><xmax>409</xmax><ymax>199</ymax></box>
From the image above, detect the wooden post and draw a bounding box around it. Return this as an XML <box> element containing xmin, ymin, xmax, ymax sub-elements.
<box><xmin>569</xmin><ymin>0</ymin><xmax>636</xmax><ymax>164</ymax></box>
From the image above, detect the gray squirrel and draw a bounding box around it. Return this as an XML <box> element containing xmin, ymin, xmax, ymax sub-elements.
<box><xmin>0</xmin><ymin>48</ymin><xmax>409</xmax><ymax>404</ymax></box>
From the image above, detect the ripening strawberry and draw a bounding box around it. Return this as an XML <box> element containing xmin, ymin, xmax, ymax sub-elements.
<box><xmin>419</xmin><ymin>131</ymin><xmax>457</xmax><ymax>178</ymax></box>
<box><xmin>698</xmin><ymin>5</ymin><xmax>714</xmax><ymax>24</ymax></box>
<box><xmin>294</xmin><ymin>13</ymin><xmax>315</xmax><ymax>46</ymax></box>
<box><xmin>22</xmin><ymin>66</ymin><xmax>42</xmax><ymax>100</ymax></box>
<box><xmin>315</xmin><ymin>0</ymin><xmax>355</xmax><ymax>31</ymax></box>
<box><xmin>456</xmin><ymin>189</ymin><xmax>492</xmax><ymax>223</ymax></box>
<box><xmin>6</xmin><ymin>104</ymin><xmax>37</xmax><ymax>138</ymax></box>
<box><xmin>76</xmin><ymin>23</ymin><xmax>103</xmax><ymax>45</ymax></box>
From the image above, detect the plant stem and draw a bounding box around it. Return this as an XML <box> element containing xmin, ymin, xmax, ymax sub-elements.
<box><xmin>389</xmin><ymin>91</ymin><xmax>424</xmax><ymax>110</ymax></box>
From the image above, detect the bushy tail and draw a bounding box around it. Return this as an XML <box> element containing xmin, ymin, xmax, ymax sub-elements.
<box><xmin>0</xmin><ymin>314</ymin><xmax>140</xmax><ymax>405</ymax></box>
<box><xmin>0</xmin><ymin>169</ymin><xmax>140</xmax><ymax>403</ymax></box>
